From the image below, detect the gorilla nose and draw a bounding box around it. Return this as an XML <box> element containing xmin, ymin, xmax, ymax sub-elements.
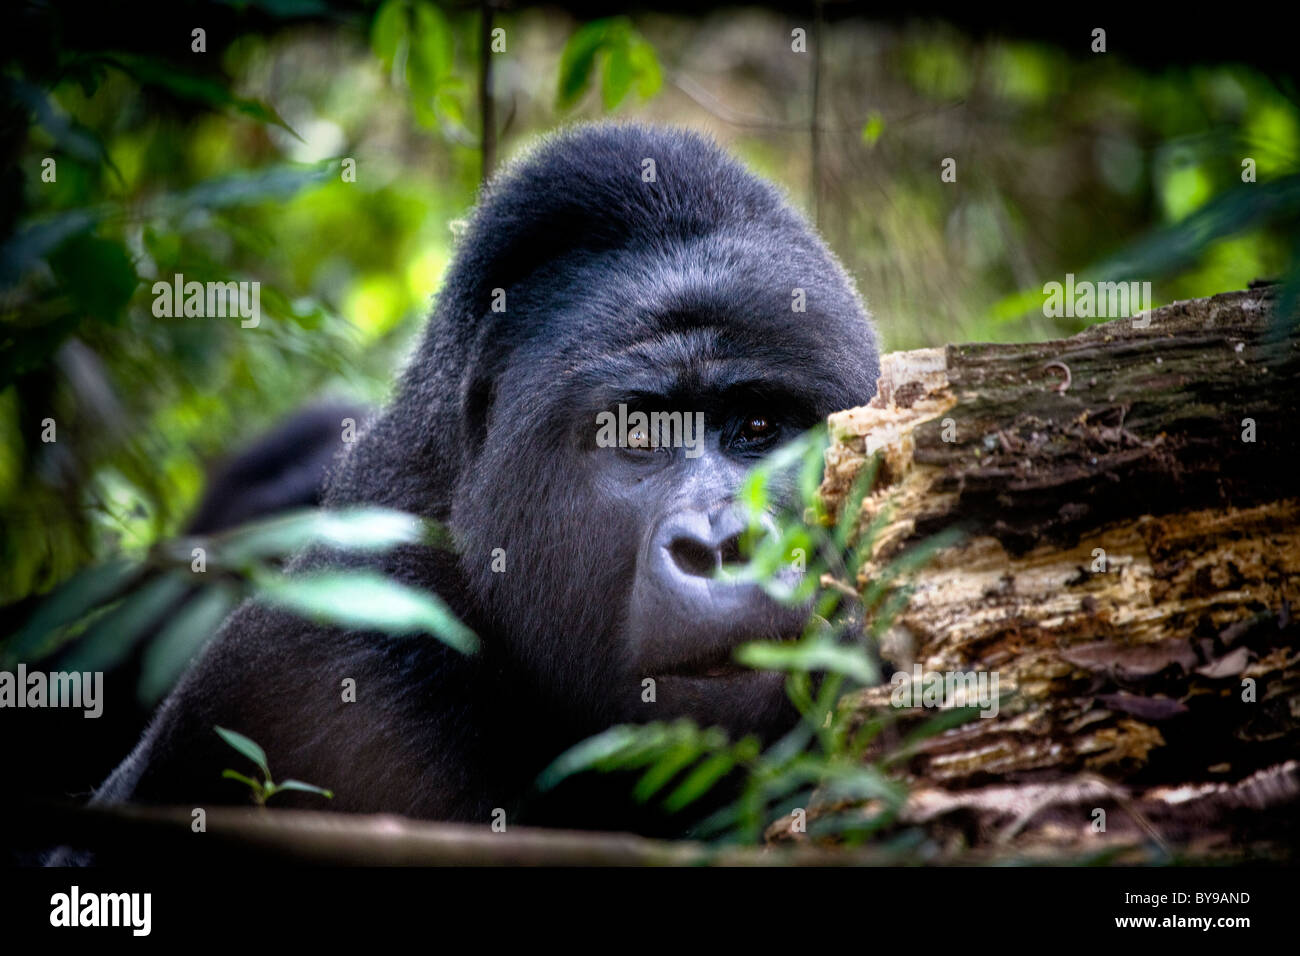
<box><xmin>666</xmin><ymin>511</ymin><xmax>745</xmax><ymax>579</ymax></box>
<box><xmin>661</xmin><ymin>505</ymin><xmax>748</xmax><ymax>581</ymax></box>
<box><xmin>633</xmin><ymin>504</ymin><xmax>810</xmax><ymax>676</ymax></box>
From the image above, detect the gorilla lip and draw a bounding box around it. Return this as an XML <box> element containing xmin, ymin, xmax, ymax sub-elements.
<box><xmin>664</xmin><ymin>654</ymin><xmax>746</xmax><ymax>679</ymax></box>
<box><xmin>658</xmin><ymin>628</ymin><xmax>802</xmax><ymax>680</ymax></box>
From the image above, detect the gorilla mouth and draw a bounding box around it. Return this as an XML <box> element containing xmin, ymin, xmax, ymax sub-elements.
<box><xmin>659</xmin><ymin>626</ymin><xmax>806</xmax><ymax>681</ymax></box>
<box><xmin>663</xmin><ymin>651</ymin><xmax>747</xmax><ymax>680</ymax></box>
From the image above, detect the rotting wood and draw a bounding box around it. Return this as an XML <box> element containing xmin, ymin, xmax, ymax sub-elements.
<box><xmin>787</xmin><ymin>287</ymin><xmax>1300</xmax><ymax>859</ymax></box>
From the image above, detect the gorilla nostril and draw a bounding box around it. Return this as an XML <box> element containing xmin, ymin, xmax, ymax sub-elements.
<box><xmin>718</xmin><ymin>533</ymin><xmax>743</xmax><ymax>567</ymax></box>
<box><xmin>669</xmin><ymin>536</ymin><xmax>719</xmax><ymax>578</ymax></box>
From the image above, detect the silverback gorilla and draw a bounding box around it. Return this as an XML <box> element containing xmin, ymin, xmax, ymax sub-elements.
<box><xmin>89</xmin><ymin>124</ymin><xmax>880</xmax><ymax>835</ymax></box>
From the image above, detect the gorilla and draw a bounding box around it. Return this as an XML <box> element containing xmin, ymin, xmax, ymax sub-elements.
<box><xmin>83</xmin><ymin>124</ymin><xmax>880</xmax><ymax>839</ymax></box>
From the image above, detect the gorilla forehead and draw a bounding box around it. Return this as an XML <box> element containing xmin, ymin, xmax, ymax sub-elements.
<box><xmin>487</xmin><ymin>228</ymin><xmax>878</xmax><ymax>422</ymax></box>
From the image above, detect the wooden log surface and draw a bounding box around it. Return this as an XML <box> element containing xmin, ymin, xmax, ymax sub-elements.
<box><xmin>788</xmin><ymin>287</ymin><xmax>1300</xmax><ymax>860</ymax></box>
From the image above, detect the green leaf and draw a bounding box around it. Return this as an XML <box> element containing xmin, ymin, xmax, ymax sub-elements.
<box><xmin>216</xmin><ymin>726</ymin><xmax>271</xmax><ymax>778</ymax></box>
<box><xmin>557</xmin><ymin>20</ymin><xmax>611</xmax><ymax>110</ymax></box>
<box><xmin>5</xmin><ymin>558</ymin><xmax>140</xmax><ymax>662</ymax></box>
<box><xmin>138</xmin><ymin>584</ymin><xmax>236</xmax><ymax>704</ymax></box>
<box><xmin>601</xmin><ymin>40</ymin><xmax>633</xmax><ymax>111</ymax></box>
<box><xmin>221</xmin><ymin>769</ymin><xmax>262</xmax><ymax>790</ymax></box>
<box><xmin>254</xmin><ymin>570</ymin><xmax>478</xmax><ymax>654</ymax></box>
<box><xmin>633</xmin><ymin>741</ymin><xmax>703</xmax><ymax>803</ymax></box>
<box><xmin>628</xmin><ymin>38</ymin><xmax>663</xmax><ymax>100</ymax></box>
<box><xmin>834</xmin><ymin>454</ymin><xmax>880</xmax><ymax>550</ymax></box>
<box><xmin>105</xmin><ymin>55</ymin><xmax>299</xmax><ymax>137</ymax></box>
<box><xmin>216</xmin><ymin>507</ymin><xmax>438</xmax><ymax>563</ymax></box>
<box><xmin>275</xmin><ymin>779</ymin><xmax>334</xmax><ymax>799</ymax></box>
<box><xmin>662</xmin><ymin>750</ymin><xmax>736</xmax><ymax>812</ymax></box>
<box><xmin>406</xmin><ymin>0</ymin><xmax>453</xmax><ymax>116</ymax></box>
<box><xmin>990</xmin><ymin>174</ymin><xmax>1300</xmax><ymax>327</ymax></box>
<box><xmin>736</xmin><ymin>637</ymin><xmax>879</xmax><ymax>685</ymax></box>
<box><xmin>536</xmin><ymin>724</ymin><xmax>648</xmax><ymax>790</ymax></box>
<box><xmin>158</xmin><ymin>164</ymin><xmax>334</xmax><ymax>215</ymax></box>
<box><xmin>860</xmin><ymin>526</ymin><xmax>963</xmax><ymax>611</ymax></box>
<box><xmin>0</xmin><ymin>207</ymin><xmax>101</xmax><ymax>285</ymax></box>
<box><xmin>371</xmin><ymin>0</ymin><xmax>408</xmax><ymax>74</ymax></box>
<box><xmin>60</xmin><ymin>573</ymin><xmax>191</xmax><ymax>675</ymax></box>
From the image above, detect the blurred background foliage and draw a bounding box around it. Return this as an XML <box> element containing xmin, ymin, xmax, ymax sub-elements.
<box><xmin>2</xmin><ymin>0</ymin><xmax>1298</xmax><ymax>633</ymax></box>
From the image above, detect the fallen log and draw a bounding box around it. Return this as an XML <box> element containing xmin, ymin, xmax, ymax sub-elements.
<box><xmin>795</xmin><ymin>286</ymin><xmax>1299</xmax><ymax>860</ymax></box>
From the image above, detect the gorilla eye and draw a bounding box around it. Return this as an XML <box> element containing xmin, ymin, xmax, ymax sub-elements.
<box><xmin>740</xmin><ymin>416</ymin><xmax>773</xmax><ymax>441</ymax></box>
<box><xmin>628</xmin><ymin>428</ymin><xmax>651</xmax><ymax>449</ymax></box>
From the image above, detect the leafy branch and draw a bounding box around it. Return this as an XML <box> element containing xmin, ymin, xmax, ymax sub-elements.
<box><xmin>216</xmin><ymin>726</ymin><xmax>333</xmax><ymax>807</ymax></box>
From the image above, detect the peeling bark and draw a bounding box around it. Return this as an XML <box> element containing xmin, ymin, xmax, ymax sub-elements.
<box><xmin>796</xmin><ymin>288</ymin><xmax>1300</xmax><ymax>860</ymax></box>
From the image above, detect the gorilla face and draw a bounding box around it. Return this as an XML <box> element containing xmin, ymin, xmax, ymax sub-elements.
<box><xmin>444</xmin><ymin>139</ymin><xmax>882</xmax><ymax>742</ymax></box>
<box><xmin>457</xmin><ymin>322</ymin><xmax>818</xmax><ymax>738</ymax></box>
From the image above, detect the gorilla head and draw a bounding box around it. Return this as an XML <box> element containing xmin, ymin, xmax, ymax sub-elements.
<box><xmin>330</xmin><ymin>123</ymin><xmax>879</xmax><ymax>737</ymax></box>
<box><xmin>89</xmin><ymin>124</ymin><xmax>879</xmax><ymax>832</ymax></box>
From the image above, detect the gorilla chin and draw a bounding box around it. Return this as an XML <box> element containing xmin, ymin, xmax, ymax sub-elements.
<box><xmin>75</xmin><ymin>123</ymin><xmax>880</xmax><ymax>844</ymax></box>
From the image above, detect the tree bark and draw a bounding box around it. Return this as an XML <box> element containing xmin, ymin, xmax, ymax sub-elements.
<box><xmin>798</xmin><ymin>286</ymin><xmax>1299</xmax><ymax>861</ymax></box>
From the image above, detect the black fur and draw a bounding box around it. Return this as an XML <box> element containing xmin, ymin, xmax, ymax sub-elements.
<box><xmin>85</xmin><ymin>124</ymin><xmax>880</xmax><ymax>836</ymax></box>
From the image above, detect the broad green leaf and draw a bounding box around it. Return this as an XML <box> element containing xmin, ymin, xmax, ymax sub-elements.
<box><xmin>737</xmin><ymin>637</ymin><xmax>879</xmax><ymax>685</ymax></box>
<box><xmin>216</xmin><ymin>726</ymin><xmax>271</xmax><ymax>778</ymax></box>
<box><xmin>408</xmin><ymin>1</ymin><xmax>452</xmax><ymax>105</ymax></box>
<box><xmin>255</xmin><ymin>570</ymin><xmax>478</xmax><ymax>653</ymax></box>
<box><xmin>370</xmin><ymin>0</ymin><xmax>408</xmax><ymax>73</ymax></box>
<box><xmin>0</xmin><ymin>207</ymin><xmax>102</xmax><ymax>285</ymax></box>
<box><xmin>557</xmin><ymin>20</ymin><xmax>611</xmax><ymax>110</ymax></box>
<box><xmin>5</xmin><ymin>558</ymin><xmax>139</xmax><ymax>662</ymax></box>
<box><xmin>601</xmin><ymin>40</ymin><xmax>633</xmax><ymax>111</ymax></box>
<box><xmin>536</xmin><ymin>724</ymin><xmax>648</xmax><ymax>790</ymax></box>
<box><xmin>60</xmin><ymin>573</ymin><xmax>191</xmax><ymax>674</ymax></box>
<box><xmin>158</xmin><ymin>164</ymin><xmax>333</xmax><ymax>215</ymax></box>
<box><xmin>993</xmin><ymin>174</ymin><xmax>1300</xmax><ymax>326</ymax></box>
<box><xmin>217</xmin><ymin>507</ymin><xmax>437</xmax><ymax>563</ymax></box>
<box><xmin>628</xmin><ymin>38</ymin><xmax>662</xmax><ymax>99</ymax></box>
<box><xmin>138</xmin><ymin>584</ymin><xmax>236</xmax><ymax>704</ymax></box>
<box><xmin>662</xmin><ymin>750</ymin><xmax>736</xmax><ymax>812</ymax></box>
<box><xmin>633</xmin><ymin>741</ymin><xmax>705</xmax><ymax>803</ymax></box>
<box><xmin>0</xmin><ymin>165</ymin><xmax>331</xmax><ymax>286</ymax></box>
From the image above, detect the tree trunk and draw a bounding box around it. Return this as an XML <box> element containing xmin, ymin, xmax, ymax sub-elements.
<box><xmin>802</xmin><ymin>286</ymin><xmax>1300</xmax><ymax>861</ymax></box>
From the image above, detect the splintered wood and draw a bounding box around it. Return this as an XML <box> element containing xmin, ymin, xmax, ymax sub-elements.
<box><xmin>792</xmin><ymin>288</ymin><xmax>1300</xmax><ymax>860</ymax></box>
